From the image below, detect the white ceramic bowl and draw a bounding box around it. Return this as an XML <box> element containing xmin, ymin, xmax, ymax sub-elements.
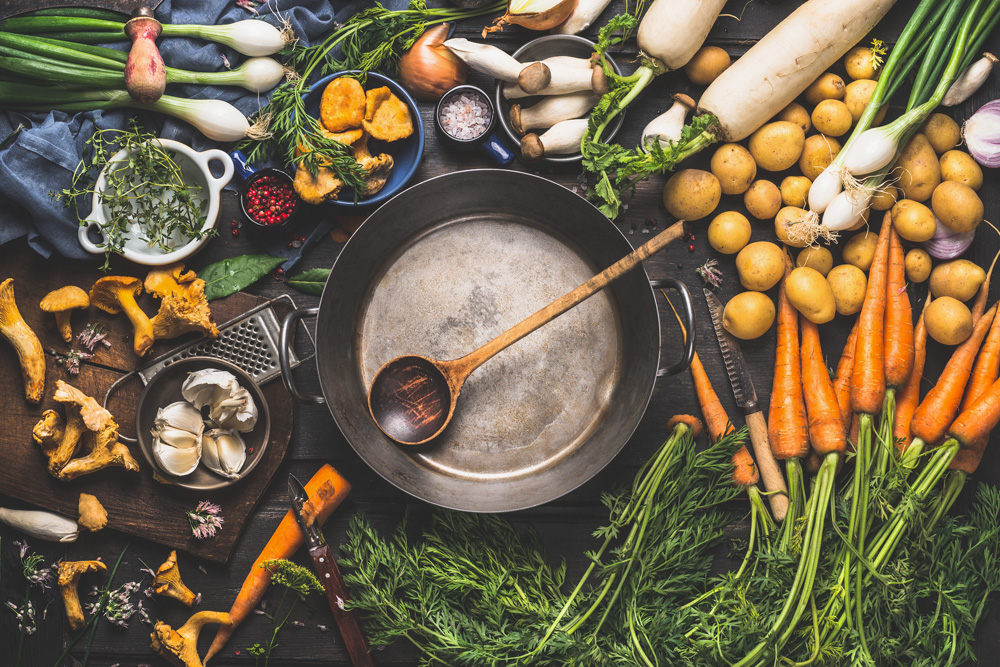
<box><xmin>78</xmin><ymin>138</ymin><xmax>233</xmax><ymax>266</ymax></box>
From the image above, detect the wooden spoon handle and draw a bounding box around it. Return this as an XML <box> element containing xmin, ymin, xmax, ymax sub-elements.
<box><xmin>452</xmin><ymin>220</ymin><xmax>686</xmax><ymax>377</ymax></box>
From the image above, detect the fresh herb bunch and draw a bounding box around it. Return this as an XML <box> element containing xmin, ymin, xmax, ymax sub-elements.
<box><xmin>55</xmin><ymin>121</ymin><xmax>212</xmax><ymax>270</ymax></box>
<box><xmin>247</xmin><ymin>559</ymin><xmax>323</xmax><ymax>666</ymax></box>
<box><xmin>238</xmin><ymin>0</ymin><xmax>504</xmax><ymax>187</ymax></box>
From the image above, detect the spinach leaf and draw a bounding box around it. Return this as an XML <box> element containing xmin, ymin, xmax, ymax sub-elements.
<box><xmin>286</xmin><ymin>268</ymin><xmax>330</xmax><ymax>296</ymax></box>
<box><xmin>200</xmin><ymin>254</ymin><xmax>284</xmax><ymax>301</ymax></box>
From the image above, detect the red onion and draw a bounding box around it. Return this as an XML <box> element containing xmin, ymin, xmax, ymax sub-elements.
<box><xmin>962</xmin><ymin>99</ymin><xmax>1000</xmax><ymax>167</ymax></box>
<box><xmin>923</xmin><ymin>217</ymin><xmax>976</xmax><ymax>259</ymax></box>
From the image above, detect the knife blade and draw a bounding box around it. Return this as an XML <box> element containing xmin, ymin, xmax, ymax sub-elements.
<box><xmin>289</xmin><ymin>474</ymin><xmax>375</xmax><ymax>667</ymax></box>
<box><xmin>703</xmin><ymin>289</ymin><xmax>789</xmax><ymax>520</ymax></box>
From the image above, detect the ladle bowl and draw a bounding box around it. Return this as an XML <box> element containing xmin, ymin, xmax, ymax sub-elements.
<box><xmin>367</xmin><ymin>221</ymin><xmax>686</xmax><ymax>445</ymax></box>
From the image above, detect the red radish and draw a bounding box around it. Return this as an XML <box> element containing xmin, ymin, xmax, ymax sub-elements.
<box><xmin>123</xmin><ymin>8</ymin><xmax>165</xmax><ymax>104</ymax></box>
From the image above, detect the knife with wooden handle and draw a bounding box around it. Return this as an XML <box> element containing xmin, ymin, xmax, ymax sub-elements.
<box><xmin>703</xmin><ymin>289</ymin><xmax>789</xmax><ymax>521</ymax></box>
<box><xmin>289</xmin><ymin>474</ymin><xmax>375</xmax><ymax>667</ymax></box>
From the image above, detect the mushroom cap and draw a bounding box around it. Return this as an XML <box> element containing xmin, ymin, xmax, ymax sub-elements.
<box><xmin>40</xmin><ymin>286</ymin><xmax>90</xmax><ymax>313</ymax></box>
<box><xmin>89</xmin><ymin>276</ymin><xmax>143</xmax><ymax>314</ymax></box>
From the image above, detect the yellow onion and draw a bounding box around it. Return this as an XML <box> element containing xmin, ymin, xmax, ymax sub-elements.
<box><xmin>399</xmin><ymin>23</ymin><xmax>468</xmax><ymax>102</ymax></box>
<box><xmin>482</xmin><ymin>0</ymin><xmax>579</xmax><ymax>37</ymax></box>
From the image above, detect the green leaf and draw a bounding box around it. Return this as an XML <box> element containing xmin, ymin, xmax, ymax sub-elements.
<box><xmin>286</xmin><ymin>268</ymin><xmax>330</xmax><ymax>295</ymax></box>
<box><xmin>200</xmin><ymin>254</ymin><xmax>285</xmax><ymax>301</ymax></box>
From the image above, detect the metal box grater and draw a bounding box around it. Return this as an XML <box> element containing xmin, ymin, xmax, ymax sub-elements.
<box><xmin>138</xmin><ymin>294</ymin><xmax>314</xmax><ymax>385</ymax></box>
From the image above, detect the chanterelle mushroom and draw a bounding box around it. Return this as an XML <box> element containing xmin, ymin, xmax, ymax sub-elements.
<box><xmin>44</xmin><ymin>380</ymin><xmax>113</xmax><ymax>474</ymax></box>
<box><xmin>58</xmin><ymin>559</ymin><xmax>107</xmax><ymax>630</ymax></box>
<box><xmin>144</xmin><ymin>264</ymin><xmax>218</xmax><ymax>340</ymax></box>
<box><xmin>89</xmin><ymin>276</ymin><xmax>154</xmax><ymax>356</ymax></box>
<box><xmin>57</xmin><ymin>414</ymin><xmax>141</xmax><ymax>481</ymax></box>
<box><xmin>154</xmin><ymin>550</ymin><xmax>198</xmax><ymax>606</ymax></box>
<box><xmin>77</xmin><ymin>493</ymin><xmax>108</xmax><ymax>533</ymax></box>
<box><xmin>0</xmin><ymin>278</ymin><xmax>46</xmax><ymax>403</ymax></box>
<box><xmin>150</xmin><ymin>610</ymin><xmax>231</xmax><ymax>667</ymax></box>
<box><xmin>353</xmin><ymin>133</ymin><xmax>394</xmax><ymax>196</ymax></box>
<box><xmin>40</xmin><ymin>286</ymin><xmax>90</xmax><ymax>343</ymax></box>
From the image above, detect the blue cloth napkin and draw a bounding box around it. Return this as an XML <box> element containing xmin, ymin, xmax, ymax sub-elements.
<box><xmin>0</xmin><ymin>0</ymin><xmax>401</xmax><ymax>260</ymax></box>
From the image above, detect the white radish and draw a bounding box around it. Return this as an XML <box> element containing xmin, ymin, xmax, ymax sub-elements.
<box><xmin>698</xmin><ymin>0</ymin><xmax>898</xmax><ymax>141</ymax></box>
<box><xmin>444</xmin><ymin>38</ymin><xmax>549</xmax><ymax>87</ymax></box>
<box><xmin>504</xmin><ymin>61</ymin><xmax>607</xmax><ymax>98</ymax></box>
<box><xmin>638</xmin><ymin>0</ymin><xmax>728</xmax><ymax>72</ymax></box>
<box><xmin>552</xmin><ymin>0</ymin><xmax>615</xmax><ymax>35</ymax></box>
<box><xmin>511</xmin><ymin>92</ymin><xmax>598</xmax><ymax>135</ymax></box>
<box><xmin>521</xmin><ymin>118</ymin><xmax>589</xmax><ymax>160</ymax></box>
<box><xmin>640</xmin><ymin>94</ymin><xmax>696</xmax><ymax>151</ymax></box>
<box><xmin>0</xmin><ymin>507</ymin><xmax>79</xmax><ymax>542</ymax></box>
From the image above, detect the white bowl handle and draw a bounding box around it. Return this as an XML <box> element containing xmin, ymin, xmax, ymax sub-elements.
<box><xmin>78</xmin><ymin>217</ymin><xmax>105</xmax><ymax>255</ymax></box>
<box><xmin>194</xmin><ymin>148</ymin><xmax>235</xmax><ymax>195</ymax></box>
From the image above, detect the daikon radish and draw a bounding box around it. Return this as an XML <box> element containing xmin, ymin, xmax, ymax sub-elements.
<box><xmin>511</xmin><ymin>92</ymin><xmax>598</xmax><ymax>134</ymax></box>
<box><xmin>521</xmin><ymin>118</ymin><xmax>589</xmax><ymax>159</ymax></box>
<box><xmin>698</xmin><ymin>0</ymin><xmax>898</xmax><ymax>141</ymax></box>
<box><xmin>552</xmin><ymin>0</ymin><xmax>614</xmax><ymax>35</ymax></box>
<box><xmin>637</xmin><ymin>0</ymin><xmax>728</xmax><ymax>72</ymax></box>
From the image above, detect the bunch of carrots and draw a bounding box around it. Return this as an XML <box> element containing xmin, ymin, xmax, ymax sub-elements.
<box><xmin>679</xmin><ymin>211</ymin><xmax>1000</xmax><ymax>665</ymax></box>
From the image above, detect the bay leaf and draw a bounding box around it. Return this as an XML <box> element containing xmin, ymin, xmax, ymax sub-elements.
<box><xmin>286</xmin><ymin>268</ymin><xmax>330</xmax><ymax>296</ymax></box>
<box><xmin>200</xmin><ymin>254</ymin><xmax>285</xmax><ymax>301</ymax></box>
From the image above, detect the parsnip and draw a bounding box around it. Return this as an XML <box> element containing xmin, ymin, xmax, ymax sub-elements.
<box><xmin>638</xmin><ymin>0</ymin><xmax>728</xmax><ymax>71</ymax></box>
<box><xmin>511</xmin><ymin>92</ymin><xmax>598</xmax><ymax>135</ymax></box>
<box><xmin>552</xmin><ymin>0</ymin><xmax>614</xmax><ymax>35</ymax></box>
<box><xmin>698</xmin><ymin>0</ymin><xmax>898</xmax><ymax>141</ymax></box>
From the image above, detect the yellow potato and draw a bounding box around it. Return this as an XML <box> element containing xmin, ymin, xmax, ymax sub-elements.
<box><xmin>844</xmin><ymin>46</ymin><xmax>879</xmax><ymax>80</ymax></box>
<box><xmin>796</xmin><ymin>246</ymin><xmax>834</xmax><ymax>276</ymax></box>
<box><xmin>662</xmin><ymin>169</ymin><xmax>721</xmax><ymax>220</ymax></box>
<box><xmin>785</xmin><ymin>266</ymin><xmax>837</xmax><ymax>323</ymax></box>
<box><xmin>930</xmin><ymin>259</ymin><xmax>987</xmax><ymax>302</ymax></box>
<box><xmin>803</xmin><ymin>72</ymin><xmax>846</xmax><ymax>106</ymax></box>
<box><xmin>925</xmin><ymin>297</ymin><xmax>973</xmax><ymax>345</ymax></box>
<box><xmin>775</xmin><ymin>206</ymin><xmax>812</xmax><ymax>248</ymax></box>
<box><xmin>684</xmin><ymin>46</ymin><xmax>731</xmax><ymax>85</ymax></box>
<box><xmin>711</xmin><ymin>143</ymin><xmax>757</xmax><ymax>195</ymax></box>
<box><xmin>905</xmin><ymin>248</ymin><xmax>932</xmax><ymax>283</ymax></box>
<box><xmin>893</xmin><ymin>133</ymin><xmax>941</xmax><ymax>202</ymax></box>
<box><xmin>846</xmin><ymin>209</ymin><xmax>869</xmax><ymax>232</ymax></box>
<box><xmin>708</xmin><ymin>211</ymin><xmax>752</xmax><ymax>254</ymax></box>
<box><xmin>932</xmin><ymin>181</ymin><xmax>983</xmax><ymax>233</ymax></box>
<box><xmin>842</xmin><ymin>230</ymin><xmax>879</xmax><ymax>271</ymax></box>
<box><xmin>891</xmin><ymin>199</ymin><xmax>936</xmax><ymax>243</ymax></box>
<box><xmin>774</xmin><ymin>102</ymin><xmax>811</xmax><ymax>133</ymax></box>
<box><xmin>748</xmin><ymin>121</ymin><xmax>806</xmax><ymax>172</ymax></box>
<box><xmin>811</xmin><ymin>99</ymin><xmax>853</xmax><ymax>137</ymax></box>
<box><xmin>799</xmin><ymin>134</ymin><xmax>841</xmax><ymax>181</ymax></box>
<box><xmin>781</xmin><ymin>176</ymin><xmax>812</xmax><ymax>208</ymax></box>
<box><xmin>870</xmin><ymin>185</ymin><xmax>898</xmax><ymax>211</ymax></box>
<box><xmin>736</xmin><ymin>241</ymin><xmax>786</xmax><ymax>291</ymax></box>
<box><xmin>940</xmin><ymin>150</ymin><xmax>983</xmax><ymax>190</ymax></box>
<box><xmin>744</xmin><ymin>180</ymin><xmax>782</xmax><ymax>220</ymax></box>
<box><xmin>827</xmin><ymin>264</ymin><xmax>867</xmax><ymax>315</ymax></box>
<box><xmin>843</xmin><ymin>79</ymin><xmax>886</xmax><ymax>125</ymax></box>
<box><xmin>723</xmin><ymin>291</ymin><xmax>776</xmax><ymax>340</ymax></box>
<box><xmin>921</xmin><ymin>113</ymin><xmax>961</xmax><ymax>154</ymax></box>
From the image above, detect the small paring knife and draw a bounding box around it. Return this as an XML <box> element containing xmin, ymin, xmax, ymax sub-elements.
<box><xmin>703</xmin><ymin>289</ymin><xmax>790</xmax><ymax>521</ymax></box>
<box><xmin>288</xmin><ymin>473</ymin><xmax>375</xmax><ymax>667</ymax></box>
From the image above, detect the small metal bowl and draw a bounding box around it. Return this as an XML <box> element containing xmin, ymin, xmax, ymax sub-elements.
<box><xmin>435</xmin><ymin>84</ymin><xmax>497</xmax><ymax>150</ymax></box>
<box><xmin>135</xmin><ymin>357</ymin><xmax>271</xmax><ymax>491</ymax></box>
<box><xmin>494</xmin><ymin>34</ymin><xmax>624</xmax><ymax>164</ymax></box>
<box><xmin>239</xmin><ymin>167</ymin><xmax>299</xmax><ymax>234</ymax></box>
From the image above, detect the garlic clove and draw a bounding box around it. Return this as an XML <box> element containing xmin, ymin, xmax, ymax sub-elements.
<box><xmin>152</xmin><ymin>432</ymin><xmax>202</xmax><ymax>477</ymax></box>
<box><xmin>181</xmin><ymin>369</ymin><xmax>239</xmax><ymax>410</ymax></box>
<box><xmin>211</xmin><ymin>387</ymin><xmax>258</xmax><ymax>433</ymax></box>
<box><xmin>181</xmin><ymin>368</ymin><xmax>258</xmax><ymax>432</ymax></box>
<box><xmin>201</xmin><ymin>428</ymin><xmax>247</xmax><ymax>479</ymax></box>
<box><xmin>155</xmin><ymin>401</ymin><xmax>206</xmax><ymax>437</ymax></box>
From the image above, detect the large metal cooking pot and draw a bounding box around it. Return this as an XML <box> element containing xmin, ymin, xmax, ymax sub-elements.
<box><xmin>279</xmin><ymin>170</ymin><xmax>695</xmax><ymax>512</ymax></box>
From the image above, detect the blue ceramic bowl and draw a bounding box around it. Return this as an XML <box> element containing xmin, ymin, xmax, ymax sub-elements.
<box><xmin>302</xmin><ymin>71</ymin><xmax>425</xmax><ymax>208</ymax></box>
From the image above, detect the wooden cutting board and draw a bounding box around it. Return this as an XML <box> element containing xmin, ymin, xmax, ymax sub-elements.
<box><xmin>0</xmin><ymin>247</ymin><xmax>294</xmax><ymax>563</ymax></box>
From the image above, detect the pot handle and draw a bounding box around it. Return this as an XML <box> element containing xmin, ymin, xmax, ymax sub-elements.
<box><xmin>279</xmin><ymin>307</ymin><xmax>326</xmax><ymax>405</ymax></box>
<box><xmin>650</xmin><ymin>277</ymin><xmax>695</xmax><ymax>376</ymax></box>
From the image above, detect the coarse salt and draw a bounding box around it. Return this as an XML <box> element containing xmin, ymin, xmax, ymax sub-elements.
<box><xmin>439</xmin><ymin>93</ymin><xmax>492</xmax><ymax>141</ymax></box>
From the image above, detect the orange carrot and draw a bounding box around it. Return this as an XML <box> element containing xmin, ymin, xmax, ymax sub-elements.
<box><xmin>800</xmin><ymin>316</ymin><xmax>847</xmax><ymax>456</ymax></box>
<box><xmin>948</xmin><ymin>372</ymin><xmax>1000</xmax><ymax>448</ymax></box>
<box><xmin>804</xmin><ymin>450</ymin><xmax>823</xmax><ymax>474</ymax></box>
<box><xmin>912</xmin><ymin>304</ymin><xmax>998</xmax><ymax>446</ymax></box>
<box><xmin>667</xmin><ymin>414</ymin><xmax>704</xmax><ymax>438</ymax></box>
<box><xmin>851</xmin><ymin>213</ymin><xmax>892</xmax><ymax>415</ymax></box>
<box><xmin>205</xmin><ymin>464</ymin><xmax>352</xmax><ymax>662</ymax></box>
<box><xmin>833</xmin><ymin>318</ymin><xmax>860</xmax><ymax>427</ymax></box>
<box><xmin>883</xmin><ymin>226</ymin><xmax>914</xmax><ymax>390</ymax></box>
<box><xmin>961</xmin><ymin>301</ymin><xmax>1000</xmax><ymax>412</ymax></box>
<box><xmin>690</xmin><ymin>353</ymin><xmax>735</xmax><ymax>442</ymax></box>
<box><xmin>969</xmin><ymin>250</ymin><xmax>999</xmax><ymax>323</ymax></box>
<box><xmin>894</xmin><ymin>301</ymin><xmax>928</xmax><ymax>453</ymax></box>
<box><xmin>769</xmin><ymin>257</ymin><xmax>808</xmax><ymax>460</ymax></box>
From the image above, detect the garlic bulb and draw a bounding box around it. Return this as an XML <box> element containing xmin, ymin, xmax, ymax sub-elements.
<box><xmin>0</xmin><ymin>507</ymin><xmax>79</xmax><ymax>542</ymax></box>
<box><xmin>201</xmin><ymin>429</ymin><xmax>247</xmax><ymax>479</ymax></box>
<box><xmin>182</xmin><ymin>368</ymin><xmax>258</xmax><ymax>433</ymax></box>
<box><xmin>152</xmin><ymin>401</ymin><xmax>203</xmax><ymax>476</ymax></box>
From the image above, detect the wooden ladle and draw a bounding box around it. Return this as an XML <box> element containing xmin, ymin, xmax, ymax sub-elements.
<box><xmin>367</xmin><ymin>220</ymin><xmax>686</xmax><ymax>445</ymax></box>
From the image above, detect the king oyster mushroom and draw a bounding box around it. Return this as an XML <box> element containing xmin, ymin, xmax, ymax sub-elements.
<box><xmin>181</xmin><ymin>368</ymin><xmax>258</xmax><ymax>433</ymax></box>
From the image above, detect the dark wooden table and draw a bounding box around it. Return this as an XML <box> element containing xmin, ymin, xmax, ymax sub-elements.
<box><xmin>2</xmin><ymin>1</ymin><xmax>999</xmax><ymax>665</ymax></box>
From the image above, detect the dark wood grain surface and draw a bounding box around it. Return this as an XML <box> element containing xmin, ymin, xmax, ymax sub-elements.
<box><xmin>2</xmin><ymin>1</ymin><xmax>999</xmax><ymax>665</ymax></box>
